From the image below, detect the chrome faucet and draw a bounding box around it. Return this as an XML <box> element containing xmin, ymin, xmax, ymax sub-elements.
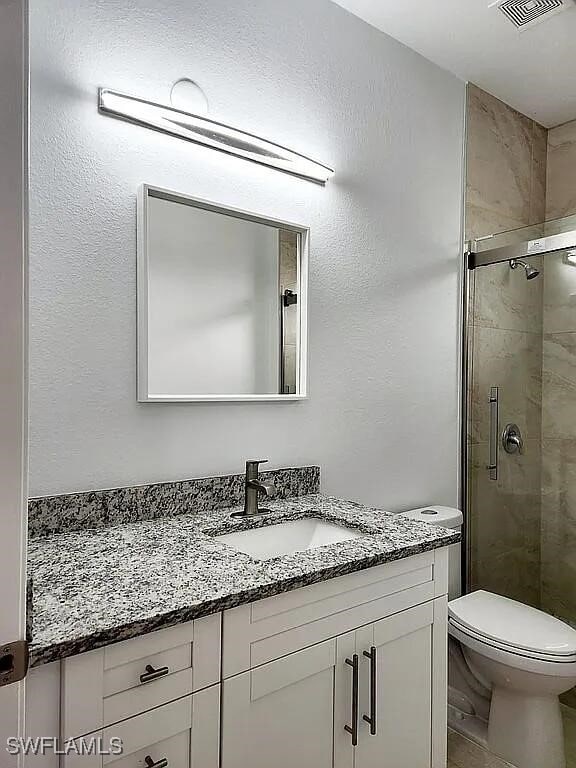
<box><xmin>231</xmin><ymin>460</ymin><xmax>276</xmax><ymax>517</ymax></box>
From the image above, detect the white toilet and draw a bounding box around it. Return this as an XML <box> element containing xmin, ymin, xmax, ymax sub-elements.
<box><xmin>402</xmin><ymin>506</ymin><xmax>576</xmax><ymax>768</ymax></box>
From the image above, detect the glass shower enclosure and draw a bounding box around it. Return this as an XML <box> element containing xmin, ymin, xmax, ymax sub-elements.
<box><xmin>463</xmin><ymin>214</ymin><xmax>576</xmax><ymax>625</ymax></box>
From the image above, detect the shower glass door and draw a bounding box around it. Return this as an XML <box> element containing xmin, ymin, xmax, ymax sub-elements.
<box><xmin>465</xmin><ymin>216</ymin><xmax>576</xmax><ymax>622</ymax></box>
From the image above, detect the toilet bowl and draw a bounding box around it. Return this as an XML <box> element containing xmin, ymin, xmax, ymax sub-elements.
<box><xmin>401</xmin><ymin>507</ymin><xmax>576</xmax><ymax>768</ymax></box>
<box><xmin>449</xmin><ymin>590</ymin><xmax>576</xmax><ymax>768</ymax></box>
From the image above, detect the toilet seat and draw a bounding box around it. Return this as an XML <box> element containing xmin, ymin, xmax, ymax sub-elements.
<box><xmin>448</xmin><ymin>590</ymin><xmax>576</xmax><ymax>673</ymax></box>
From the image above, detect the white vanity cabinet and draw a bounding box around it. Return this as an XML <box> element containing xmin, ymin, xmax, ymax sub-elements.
<box><xmin>221</xmin><ymin>550</ymin><xmax>448</xmax><ymax>768</ymax></box>
<box><xmin>25</xmin><ymin>613</ymin><xmax>221</xmax><ymax>768</ymax></box>
<box><xmin>24</xmin><ymin>548</ymin><xmax>449</xmax><ymax>768</ymax></box>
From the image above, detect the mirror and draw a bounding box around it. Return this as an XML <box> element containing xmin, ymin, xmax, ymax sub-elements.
<box><xmin>137</xmin><ymin>186</ymin><xmax>308</xmax><ymax>401</ymax></box>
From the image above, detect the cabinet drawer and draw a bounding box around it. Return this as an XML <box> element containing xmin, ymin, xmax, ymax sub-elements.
<box><xmin>62</xmin><ymin>614</ymin><xmax>221</xmax><ymax>739</ymax></box>
<box><xmin>106</xmin><ymin>729</ymin><xmax>189</xmax><ymax>768</ymax></box>
<box><xmin>105</xmin><ymin>698</ymin><xmax>193</xmax><ymax>767</ymax></box>
<box><xmin>223</xmin><ymin>551</ymin><xmax>443</xmax><ymax>677</ymax></box>
<box><xmin>63</xmin><ymin>684</ymin><xmax>220</xmax><ymax>768</ymax></box>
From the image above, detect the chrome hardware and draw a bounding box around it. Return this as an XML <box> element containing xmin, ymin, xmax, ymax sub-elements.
<box><xmin>0</xmin><ymin>640</ymin><xmax>29</xmax><ymax>688</ymax></box>
<box><xmin>362</xmin><ymin>647</ymin><xmax>377</xmax><ymax>735</ymax></box>
<box><xmin>144</xmin><ymin>757</ymin><xmax>168</xmax><ymax>768</ymax></box>
<box><xmin>231</xmin><ymin>460</ymin><xmax>276</xmax><ymax>517</ymax></box>
<box><xmin>502</xmin><ymin>423</ymin><xmax>524</xmax><ymax>455</ymax></box>
<box><xmin>487</xmin><ymin>387</ymin><xmax>499</xmax><ymax>480</ymax></box>
<box><xmin>344</xmin><ymin>654</ymin><xmax>359</xmax><ymax>746</ymax></box>
<box><xmin>139</xmin><ymin>664</ymin><xmax>169</xmax><ymax>684</ymax></box>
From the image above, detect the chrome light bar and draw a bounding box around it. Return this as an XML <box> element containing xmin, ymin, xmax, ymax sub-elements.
<box><xmin>98</xmin><ymin>89</ymin><xmax>334</xmax><ymax>184</ymax></box>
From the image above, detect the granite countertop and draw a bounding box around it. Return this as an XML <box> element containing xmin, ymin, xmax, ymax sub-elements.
<box><xmin>27</xmin><ymin>494</ymin><xmax>459</xmax><ymax>666</ymax></box>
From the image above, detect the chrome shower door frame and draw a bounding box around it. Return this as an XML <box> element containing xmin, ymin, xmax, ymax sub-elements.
<box><xmin>460</xmin><ymin>227</ymin><xmax>576</xmax><ymax>594</ymax></box>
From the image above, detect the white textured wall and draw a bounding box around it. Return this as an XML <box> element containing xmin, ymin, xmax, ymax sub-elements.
<box><xmin>29</xmin><ymin>0</ymin><xmax>465</xmax><ymax>509</ymax></box>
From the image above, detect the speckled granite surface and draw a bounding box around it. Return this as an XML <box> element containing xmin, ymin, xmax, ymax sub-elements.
<box><xmin>28</xmin><ymin>465</ymin><xmax>320</xmax><ymax>538</ymax></box>
<box><xmin>28</xmin><ymin>494</ymin><xmax>458</xmax><ymax>667</ymax></box>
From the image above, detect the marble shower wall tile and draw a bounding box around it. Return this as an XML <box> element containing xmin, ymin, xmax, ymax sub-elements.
<box><xmin>466</xmin><ymin>85</ymin><xmax>533</xmax><ymax>232</ymax></box>
<box><xmin>541</xmin><ymin>439</ymin><xmax>576</xmax><ymax>620</ymax></box>
<box><xmin>542</xmin><ymin>333</ymin><xmax>576</xmax><ymax>439</ymax></box>
<box><xmin>543</xmin><ymin>252</ymin><xmax>576</xmax><ymax>334</ymax></box>
<box><xmin>28</xmin><ymin>465</ymin><xmax>320</xmax><ymax>538</ymax></box>
<box><xmin>465</xmin><ymin>84</ymin><xmax>548</xmax><ymax>241</ymax></box>
<box><xmin>465</xmin><ymin>84</ymin><xmax>546</xmax><ymax>609</ymax></box>
<box><xmin>465</xmin><ymin>203</ymin><xmax>525</xmax><ymax>244</ymax></box>
<box><xmin>472</xmin><ymin>256</ymin><xmax>543</xmax><ymax>334</ymax></box>
<box><xmin>470</xmin><ymin>325</ymin><xmax>542</xmax><ymax>445</ymax></box>
<box><xmin>531</xmin><ymin>122</ymin><xmax>548</xmax><ymax>224</ymax></box>
<box><xmin>547</xmin><ymin>119</ymin><xmax>576</xmax><ymax>221</ymax></box>
<box><xmin>469</xmin><ymin>441</ymin><xmax>541</xmax><ymax>607</ymax></box>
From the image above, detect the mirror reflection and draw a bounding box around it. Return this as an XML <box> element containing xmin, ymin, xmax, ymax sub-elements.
<box><xmin>138</xmin><ymin>187</ymin><xmax>307</xmax><ymax>401</ymax></box>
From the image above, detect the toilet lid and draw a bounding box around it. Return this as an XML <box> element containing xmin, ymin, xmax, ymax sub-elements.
<box><xmin>448</xmin><ymin>591</ymin><xmax>576</xmax><ymax>660</ymax></box>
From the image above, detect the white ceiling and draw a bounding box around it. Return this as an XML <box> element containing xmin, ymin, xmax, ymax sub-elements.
<box><xmin>332</xmin><ymin>0</ymin><xmax>576</xmax><ymax>128</ymax></box>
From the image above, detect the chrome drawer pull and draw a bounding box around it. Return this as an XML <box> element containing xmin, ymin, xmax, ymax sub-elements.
<box><xmin>139</xmin><ymin>664</ymin><xmax>169</xmax><ymax>684</ymax></box>
<box><xmin>362</xmin><ymin>647</ymin><xmax>377</xmax><ymax>735</ymax></box>
<box><xmin>344</xmin><ymin>654</ymin><xmax>359</xmax><ymax>746</ymax></box>
<box><xmin>144</xmin><ymin>756</ymin><xmax>168</xmax><ymax>768</ymax></box>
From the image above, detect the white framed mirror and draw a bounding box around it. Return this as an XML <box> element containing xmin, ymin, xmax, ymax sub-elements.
<box><xmin>137</xmin><ymin>185</ymin><xmax>309</xmax><ymax>402</ymax></box>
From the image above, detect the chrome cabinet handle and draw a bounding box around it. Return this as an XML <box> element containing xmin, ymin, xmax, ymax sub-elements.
<box><xmin>144</xmin><ymin>757</ymin><xmax>168</xmax><ymax>768</ymax></box>
<box><xmin>362</xmin><ymin>647</ymin><xmax>377</xmax><ymax>735</ymax></box>
<box><xmin>344</xmin><ymin>654</ymin><xmax>359</xmax><ymax>746</ymax></box>
<box><xmin>139</xmin><ymin>664</ymin><xmax>169</xmax><ymax>684</ymax></box>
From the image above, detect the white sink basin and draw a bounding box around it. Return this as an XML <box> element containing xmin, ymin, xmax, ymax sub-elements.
<box><xmin>215</xmin><ymin>517</ymin><xmax>363</xmax><ymax>560</ymax></box>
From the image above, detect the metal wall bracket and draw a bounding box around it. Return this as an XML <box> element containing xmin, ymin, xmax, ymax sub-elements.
<box><xmin>0</xmin><ymin>640</ymin><xmax>29</xmax><ymax>687</ymax></box>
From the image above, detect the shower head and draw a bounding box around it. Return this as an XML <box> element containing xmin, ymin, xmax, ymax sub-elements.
<box><xmin>509</xmin><ymin>258</ymin><xmax>540</xmax><ymax>280</ymax></box>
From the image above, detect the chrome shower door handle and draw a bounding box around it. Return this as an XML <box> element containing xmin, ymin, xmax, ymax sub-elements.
<box><xmin>502</xmin><ymin>423</ymin><xmax>524</xmax><ymax>455</ymax></box>
<box><xmin>487</xmin><ymin>387</ymin><xmax>499</xmax><ymax>481</ymax></box>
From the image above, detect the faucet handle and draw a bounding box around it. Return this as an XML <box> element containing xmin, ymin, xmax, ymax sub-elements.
<box><xmin>246</xmin><ymin>459</ymin><xmax>268</xmax><ymax>471</ymax></box>
<box><xmin>245</xmin><ymin>459</ymin><xmax>268</xmax><ymax>480</ymax></box>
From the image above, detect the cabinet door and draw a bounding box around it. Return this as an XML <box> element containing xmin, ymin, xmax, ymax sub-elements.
<box><xmin>221</xmin><ymin>638</ymin><xmax>341</xmax><ymax>768</ymax></box>
<box><xmin>354</xmin><ymin>602</ymin><xmax>435</xmax><ymax>768</ymax></box>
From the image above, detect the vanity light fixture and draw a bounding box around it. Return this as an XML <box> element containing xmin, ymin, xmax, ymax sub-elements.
<box><xmin>98</xmin><ymin>89</ymin><xmax>334</xmax><ymax>184</ymax></box>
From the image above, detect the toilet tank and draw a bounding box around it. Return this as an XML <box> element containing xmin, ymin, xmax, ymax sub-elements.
<box><xmin>400</xmin><ymin>506</ymin><xmax>463</xmax><ymax>600</ymax></box>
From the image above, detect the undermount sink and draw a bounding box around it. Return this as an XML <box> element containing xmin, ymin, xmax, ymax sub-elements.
<box><xmin>214</xmin><ymin>517</ymin><xmax>363</xmax><ymax>560</ymax></box>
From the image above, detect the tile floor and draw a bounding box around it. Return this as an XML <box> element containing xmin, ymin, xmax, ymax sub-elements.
<box><xmin>564</xmin><ymin>705</ymin><xmax>576</xmax><ymax>768</ymax></box>
<box><xmin>447</xmin><ymin>730</ymin><xmax>514</xmax><ymax>768</ymax></box>
<box><xmin>448</xmin><ymin>706</ymin><xmax>576</xmax><ymax>768</ymax></box>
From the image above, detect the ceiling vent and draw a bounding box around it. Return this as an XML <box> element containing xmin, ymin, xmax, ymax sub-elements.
<box><xmin>494</xmin><ymin>0</ymin><xmax>569</xmax><ymax>28</ymax></box>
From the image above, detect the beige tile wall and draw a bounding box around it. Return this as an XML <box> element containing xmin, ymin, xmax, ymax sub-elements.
<box><xmin>541</xmin><ymin>254</ymin><xmax>576</xmax><ymax>621</ymax></box>
<box><xmin>540</xmin><ymin>120</ymin><xmax>576</xmax><ymax>624</ymax></box>
<box><xmin>547</xmin><ymin>120</ymin><xmax>576</xmax><ymax>222</ymax></box>
<box><xmin>466</xmin><ymin>84</ymin><xmax>548</xmax><ymax>240</ymax></box>
<box><xmin>466</xmin><ymin>84</ymin><xmax>546</xmax><ymax>606</ymax></box>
